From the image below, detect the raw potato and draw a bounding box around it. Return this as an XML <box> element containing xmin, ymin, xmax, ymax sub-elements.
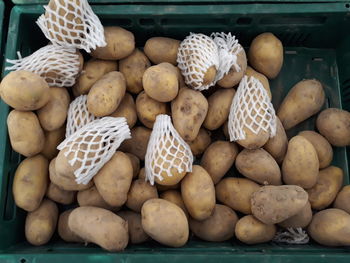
<box><xmin>46</xmin><ymin>182</ymin><xmax>75</xmax><ymax>205</ymax></box>
<box><xmin>279</xmin><ymin>202</ymin><xmax>312</xmax><ymax>228</ymax></box>
<box><xmin>203</xmin><ymin>88</ymin><xmax>236</xmax><ymax>130</ymax></box>
<box><xmin>235</xmin><ymin>148</ymin><xmax>282</xmax><ymax>185</ymax></box>
<box><xmin>126</xmin><ymin>179</ymin><xmax>158</xmax><ymax>212</ymax></box>
<box><xmin>160</xmin><ymin>190</ymin><xmax>188</xmax><ymax>217</ymax></box>
<box><xmin>144</xmin><ymin>37</ymin><xmax>180</xmax><ymax>65</ymax></box>
<box><xmin>245</xmin><ymin>66</ymin><xmax>272</xmax><ymax>100</ymax></box>
<box><xmin>109</xmin><ymin>92</ymin><xmax>137</xmax><ymax>128</ymax></box>
<box><xmin>308</xmin><ymin>208</ymin><xmax>350</xmax><ymax>246</ymax></box>
<box><xmin>181</xmin><ymin>165</ymin><xmax>215</xmax><ymax>220</ymax></box>
<box><xmin>41</xmin><ymin>126</ymin><xmax>65</xmax><ymax>160</ymax></box>
<box><xmin>334</xmin><ymin>185</ymin><xmax>350</xmax><ymax>214</ymax></box>
<box><xmin>141</xmin><ymin>198</ymin><xmax>189</xmax><ymax>247</ymax></box>
<box><xmin>277</xmin><ymin>79</ymin><xmax>325</xmax><ymax>130</ymax></box>
<box><xmin>216</xmin><ymin>178</ymin><xmax>260</xmax><ymax>214</ymax></box>
<box><xmin>120</xmin><ymin>126</ymin><xmax>152</xmax><ymax>160</ymax></box>
<box><xmin>69</xmin><ymin>206</ymin><xmax>129</xmax><ymax>251</ymax></box>
<box><xmin>58</xmin><ymin>209</ymin><xmax>83</xmax><ymax>243</ymax></box>
<box><xmin>316</xmin><ymin>108</ymin><xmax>350</xmax><ymax>147</ymax></box>
<box><xmin>37</xmin><ymin>87</ymin><xmax>70</xmax><ymax>131</ymax></box>
<box><xmin>248</xmin><ymin>32</ymin><xmax>283</xmax><ymax>79</ymax></box>
<box><xmin>172</xmin><ymin>87</ymin><xmax>209</xmax><ymax>141</ymax></box>
<box><xmin>307</xmin><ymin>166</ymin><xmax>343</xmax><ymax>210</ymax></box>
<box><xmin>282</xmin><ymin>136</ymin><xmax>319</xmax><ymax>189</ymax></box>
<box><xmin>7</xmin><ymin>110</ymin><xmax>45</xmax><ymax>157</ymax></box>
<box><xmin>298</xmin><ymin>130</ymin><xmax>333</xmax><ymax>169</ymax></box>
<box><xmin>237</xmin><ymin>127</ymin><xmax>270</xmax><ymax>150</ymax></box>
<box><xmin>235</xmin><ymin>215</ymin><xmax>276</xmax><ymax>245</ymax></box>
<box><xmin>201</xmin><ymin>141</ymin><xmax>239</xmax><ymax>184</ymax></box>
<box><xmin>13</xmin><ymin>155</ymin><xmax>49</xmax><ymax>212</ymax></box>
<box><xmin>143</xmin><ymin>63</ymin><xmax>179</xmax><ymax>102</ymax></box>
<box><xmin>190</xmin><ymin>204</ymin><xmax>238</xmax><ymax>242</ymax></box>
<box><xmin>251</xmin><ymin>185</ymin><xmax>309</xmax><ymax>224</ymax></box>
<box><xmin>125</xmin><ymin>153</ymin><xmax>140</xmax><ymax>179</ymax></box>
<box><xmin>77</xmin><ymin>186</ymin><xmax>119</xmax><ymax>211</ymax></box>
<box><xmin>91</xmin><ymin>26</ymin><xmax>135</xmax><ymax>60</ymax></box>
<box><xmin>118</xmin><ymin>210</ymin><xmax>149</xmax><ymax>244</ymax></box>
<box><xmin>187</xmin><ymin>128</ymin><xmax>211</xmax><ymax>156</ymax></box>
<box><xmin>138</xmin><ymin>168</ymin><xmax>146</xmax><ymax>180</ymax></box>
<box><xmin>25</xmin><ymin>199</ymin><xmax>58</xmax><ymax>246</ymax></box>
<box><xmin>0</xmin><ymin>70</ymin><xmax>50</xmax><ymax>111</ymax></box>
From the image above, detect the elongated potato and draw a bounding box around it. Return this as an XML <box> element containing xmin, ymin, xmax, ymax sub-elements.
<box><xmin>245</xmin><ymin>66</ymin><xmax>271</xmax><ymax>100</ymax></box>
<box><xmin>279</xmin><ymin>201</ymin><xmax>312</xmax><ymax>228</ymax></box>
<box><xmin>187</xmin><ymin>128</ymin><xmax>211</xmax><ymax>156</ymax></box>
<box><xmin>117</xmin><ymin>210</ymin><xmax>149</xmax><ymax>244</ymax></box>
<box><xmin>46</xmin><ymin>182</ymin><xmax>75</xmax><ymax>205</ymax></box>
<box><xmin>58</xmin><ymin>209</ymin><xmax>83</xmax><ymax>243</ymax></box>
<box><xmin>144</xmin><ymin>37</ymin><xmax>180</xmax><ymax>65</ymax></box>
<box><xmin>125</xmin><ymin>153</ymin><xmax>140</xmax><ymax>179</ymax></box>
<box><xmin>160</xmin><ymin>190</ymin><xmax>188</xmax><ymax>217</ymax></box>
<box><xmin>41</xmin><ymin>126</ymin><xmax>65</xmax><ymax>160</ymax></box>
<box><xmin>334</xmin><ymin>185</ymin><xmax>350</xmax><ymax>214</ymax></box>
<box><xmin>263</xmin><ymin>117</ymin><xmax>287</xmax><ymax>164</ymax></box>
<box><xmin>109</xmin><ymin>92</ymin><xmax>137</xmax><ymax>128</ymax></box>
<box><xmin>126</xmin><ymin>179</ymin><xmax>159</xmax><ymax>212</ymax></box>
<box><xmin>77</xmin><ymin>186</ymin><xmax>119</xmax><ymax>211</ymax></box>
<box><xmin>120</xmin><ymin>126</ymin><xmax>152</xmax><ymax>160</ymax></box>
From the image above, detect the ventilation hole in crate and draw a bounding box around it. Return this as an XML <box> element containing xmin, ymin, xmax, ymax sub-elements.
<box><xmin>139</xmin><ymin>18</ymin><xmax>155</xmax><ymax>26</ymax></box>
<box><xmin>20</xmin><ymin>258</ymin><xmax>26</xmax><ymax>263</ymax></box>
<box><xmin>260</xmin><ymin>16</ymin><xmax>327</xmax><ymax>25</ymax></box>
<box><xmin>3</xmin><ymin>169</ymin><xmax>15</xmax><ymax>221</ymax></box>
<box><xmin>341</xmin><ymin>79</ymin><xmax>350</xmax><ymax>110</ymax></box>
<box><xmin>161</xmin><ymin>18</ymin><xmax>227</xmax><ymax>26</ymax></box>
<box><xmin>236</xmin><ymin>17</ymin><xmax>252</xmax><ymax>25</ymax></box>
<box><xmin>346</xmin><ymin>3</ymin><xmax>350</xmax><ymax>8</ymax></box>
<box><xmin>112</xmin><ymin>18</ymin><xmax>132</xmax><ymax>27</ymax></box>
<box><xmin>312</xmin><ymin>57</ymin><xmax>323</xmax><ymax>62</ymax></box>
<box><xmin>326</xmin><ymin>97</ymin><xmax>331</xmax><ymax>108</ymax></box>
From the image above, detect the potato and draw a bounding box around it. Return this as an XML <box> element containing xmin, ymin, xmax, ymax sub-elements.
<box><xmin>0</xmin><ymin>70</ymin><xmax>50</xmax><ymax>111</ymax></box>
<box><xmin>279</xmin><ymin>201</ymin><xmax>312</xmax><ymax>228</ymax></box>
<box><xmin>77</xmin><ymin>186</ymin><xmax>119</xmax><ymax>211</ymax></box>
<box><xmin>126</xmin><ymin>179</ymin><xmax>158</xmax><ymax>212</ymax></box>
<box><xmin>251</xmin><ymin>185</ymin><xmax>309</xmax><ymax>224</ymax></box>
<box><xmin>181</xmin><ymin>165</ymin><xmax>215</xmax><ymax>220</ymax></box>
<box><xmin>223</xmin><ymin>121</ymin><xmax>229</xmax><ymax>139</ymax></box>
<box><xmin>69</xmin><ymin>206</ymin><xmax>129</xmax><ymax>251</ymax></box>
<box><xmin>235</xmin><ymin>148</ymin><xmax>281</xmax><ymax>185</ymax></box>
<box><xmin>141</xmin><ymin>198</ymin><xmax>189</xmax><ymax>247</ymax></box>
<box><xmin>143</xmin><ymin>63</ymin><xmax>179</xmax><ymax>102</ymax></box>
<box><xmin>7</xmin><ymin>110</ymin><xmax>45</xmax><ymax>157</ymax></box>
<box><xmin>138</xmin><ymin>167</ymin><xmax>146</xmax><ymax>180</ymax></box>
<box><xmin>125</xmin><ymin>153</ymin><xmax>140</xmax><ymax>179</ymax></box>
<box><xmin>13</xmin><ymin>155</ymin><xmax>49</xmax><ymax>212</ymax></box>
<box><xmin>172</xmin><ymin>87</ymin><xmax>208</xmax><ymax>141</ymax></box>
<box><xmin>91</xmin><ymin>26</ymin><xmax>135</xmax><ymax>60</ymax></box>
<box><xmin>25</xmin><ymin>199</ymin><xmax>58</xmax><ymax>246</ymax></box>
<box><xmin>235</xmin><ymin>215</ymin><xmax>276</xmax><ymax>244</ymax></box>
<box><xmin>216</xmin><ymin>178</ymin><xmax>260</xmax><ymax>214</ymax></box>
<box><xmin>316</xmin><ymin>108</ymin><xmax>350</xmax><ymax>147</ymax></box>
<box><xmin>41</xmin><ymin>125</ymin><xmax>65</xmax><ymax>160</ymax></box>
<box><xmin>282</xmin><ymin>136</ymin><xmax>319</xmax><ymax>189</ymax></box>
<box><xmin>109</xmin><ymin>92</ymin><xmax>137</xmax><ymax>128</ymax></box>
<box><xmin>58</xmin><ymin>209</ymin><xmax>83</xmax><ymax>243</ymax></box>
<box><xmin>120</xmin><ymin>126</ymin><xmax>151</xmax><ymax>160</ymax></box>
<box><xmin>190</xmin><ymin>204</ymin><xmax>238</xmax><ymax>242</ymax></box>
<box><xmin>94</xmin><ymin>151</ymin><xmax>133</xmax><ymax>207</ymax></box>
<box><xmin>144</xmin><ymin>37</ymin><xmax>180</xmax><ymax>65</ymax></box>
<box><xmin>237</xmin><ymin>127</ymin><xmax>270</xmax><ymax>150</ymax></box>
<box><xmin>308</xmin><ymin>208</ymin><xmax>350</xmax><ymax>246</ymax></box>
<box><xmin>37</xmin><ymin>87</ymin><xmax>70</xmax><ymax>131</ymax></box>
<box><xmin>334</xmin><ymin>185</ymin><xmax>350</xmax><ymax>214</ymax></box>
<box><xmin>203</xmin><ymin>89</ymin><xmax>236</xmax><ymax>130</ymax></box>
<box><xmin>245</xmin><ymin>66</ymin><xmax>271</xmax><ymax>100</ymax></box>
<box><xmin>117</xmin><ymin>210</ymin><xmax>149</xmax><ymax>244</ymax></box>
<box><xmin>136</xmin><ymin>91</ymin><xmax>168</xmax><ymax>128</ymax></box>
<box><xmin>175</xmin><ymin>66</ymin><xmax>186</xmax><ymax>88</ymax></box>
<box><xmin>248</xmin><ymin>32</ymin><xmax>283</xmax><ymax>79</ymax></box>
<box><xmin>263</xmin><ymin>117</ymin><xmax>287</xmax><ymax>164</ymax></box>
<box><xmin>277</xmin><ymin>79</ymin><xmax>325</xmax><ymax>130</ymax></box>
<box><xmin>298</xmin><ymin>131</ymin><xmax>333</xmax><ymax>169</ymax></box>
<box><xmin>307</xmin><ymin>166</ymin><xmax>343</xmax><ymax>210</ymax></box>
<box><xmin>46</xmin><ymin>182</ymin><xmax>75</xmax><ymax>205</ymax></box>
<box><xmin>73</xmin><ymin>58</ymin><xmax>118</xmax><ymax>96</ymax></box>
<box><xmin>160</xmin><ymin>190</ymin><xmax>188</xmax><ymax>217</ymax></box>
<box><xmin>201</xmin><ymin>141</ymin><xmax>238</xmax><ymax>184</ymax></box>
<box><xmin>187</xmin><ymin>128</ymin><xmax>211</xmax><ymax>156</ymax></box>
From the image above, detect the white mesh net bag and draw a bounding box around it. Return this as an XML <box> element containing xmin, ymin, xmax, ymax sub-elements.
<box><xmin>57</xmin><ymin>117</ymin><xmax>131</xmax><ymax>185</ymax></box>
<box><xmin>145</xmin><ymin>114</ymin><xmax>193</xmax><ymax>185</ymax></box>
<box><xmin>36</xmin><ymin>0</ymin><xmax>106</xmax><ymax>52</ymax></box>
<box><xmin>6</xmin><ymin>45</ymin><xmax>80</xmax><ymax>87</ymax></box>
<box><xmin>177</xmin><ymin>33</ymin><xmax>219</xmax><ymax>91</ymax></box>
<box><xmin>273</xmin><ymin>228</ymin><xmax>310</xmax><ymax>244</ymax></box>
<box><xmin>66</xmin><ymin>95</ymin><xmax>98</xmax><ymax>138</ymax></box>
<box><xmin>228</xmin><ymin>75</ymin><xmax>277</xmax><ymax>142</ymax></box>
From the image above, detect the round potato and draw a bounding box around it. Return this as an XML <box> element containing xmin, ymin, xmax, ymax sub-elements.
<box><xmin>120</xmin><ymin>126</ymin><xmax>152</xmax><ymax>160</ymax></box>
<box><xmin>46</xmin><ymin>182</ymin><xmax>75</xmax><ymax>205</ymax></box>
<box><xmin>77</xmin><ymin>186</ymin><xmax>119</xmax><ymax>211</ymax></box>
<box><xmin>117</xmin><ymin>210</ymin><xmax>149</xmax><ymax>244</ymax></box>
<box><xmin>278</xmin><ymin>201</ymin><xmax>312</xmax><ymax>228</ymax></box>
<box><xmin>125</xmin><ymin>153</ymin><xmax>140</xmax><ymax>179</ymax></box>
<box><xmin>245</xmin><ymin>66</ymin><xmax>271</xmax><ymax>100</ymax></box>
<box><xmin>144</xmin><ymin>37</ymin><xmax>180</xmax><ymax>65</ymax></box>
<box><xmin>263</xmin><ymin>117</ymin><xmax>287</xmax><ymax>164</ymax></box>
<box><xmin>187</xmin><ymin>128</ymin><xmax>211</xmax><ymax>156</ymax></box>
<box><xmin>334</xmin><ymin>185</ymin><xmax>350</xmax><ymax>214</ymax></box>
<box><xmin>58</xmin><ymin>209</ymin><xmax>83</xmax><ymax>243</ymax></box>
<box><xmin>41</xmin><ymin>125</ymin><xmax>65</xmax><ymax>160</ymax></box>
<box><xmin>160</xmin><ymin>190</ymin><xmax>188</xmax><ymax>217</ymax></box>
<box><xmin>126</xmin><ymin>179</ymin><xmax>158</xmax><ymax>212</ymax></box>
<box><xmin>109</xmin><ymin>92</ymin><xmax>137</xmax><ymax>128</ymax></box>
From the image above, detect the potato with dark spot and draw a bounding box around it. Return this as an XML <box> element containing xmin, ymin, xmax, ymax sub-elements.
<box><xmin>109</xmin><ymin>93</ymin><xmax>137</xmax><ymax>128</ymax></box>
<box><xmin>41</xmin><ymin>126</ymin><xmax>65</xmax><ymax>160</ymax></box>
<box><xmin>144</xmin><ymin>37</ymin><xmax>180</xmax><ymax>65</ymax></box>
<box><xmin>278</xmin><ymin>202</ymin><xmax>312</xmax><ymax>228</ymax></box>
<box><xmin>263</xmin><ymin>117</ymin><xmax>287</xmax><ymax>164</ymax></box>
<box><xmin>118</xmin><ymin>210</ymin><xmax>149</xmax><ymax>244</ymax></box>
<box><xmin>120</xmin><ymin>126</ymin><xmax>152</xmax><ymax>160</ymax></box>
<box><xmin>187</xmin><ymin>128</ymin><xmax>211</xmax><ymax>156</ymax></box>
<box><xmin>46</xmin><ymin>182</ymin><xmax>75</xmax><ymax>205</ymax></box>
<box><xmin>126</xmin><ymin>179</ymin><xmax>159</xmax><ymax>212</ymax></box>
<box><xmin>334</xmin><ymin>185</ymin><xmax>350</xmax><ymax>214</ymax></box>
<box><xmin>58</xmin><ymin>209</ymin><xmax>83</xmax><ymax>243</ymax></box>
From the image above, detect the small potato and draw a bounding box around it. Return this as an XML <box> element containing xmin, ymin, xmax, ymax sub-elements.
<box><xmin>279</xmin><ymin>202</ymin><xmax>312</xmax><ymax>228</ymax></box>
<box><xmin>58</xmin><ymin>209</ymin><xmax>83</xmax><ymax>243</ymax></box>
<box><xmin>141</xmin><ymin>198</ymin><xmax>189</xmax><ymax>247</ymax></box>
<box><xmin>248</xmin><ymin>32</ymin><xmax>283</xmax><ymax>79</ymax></box>
<box><xmin>7</xmin><ymin>110</ymin><xmax>45</xmax><ymax>157</ymax></box>
<box><xmin>201</xmin><ymin>141</ymin><xmax>239</xmax><ymax>184</ymax></box>
<box><xmin>245</xmin><ymin>66</ymin><xmax>271</xmax><ymax>100</ymax></box>
<box><xmin>109</xmin><ymin>92</ymin><xmax>137</xmax><ymax>128</ymax></box>
<box><xmin>126</xmin><ymin>179</ymin><xmax>158</xmax><ymax>212</ymax></box>
<box><xmin>118</xmin><ymin>210</ymin><xmax>149</xmax><ymax>244</ymax></box>
<box><xmin>172</xmin><ymin>87</ymin><xmax>209</xmax><ymax>141</ymax></box>
<box><xmin>263</xmin><ymin>117</ymin><xmax>287</xmax><ymax>164</ymax></box>
<box><xmin>187</xmin><ymin>128</ymin><xmax>211</xmax><ymax>156</ymax></box>
<box><xmin>138</xmin><ymin>167</ymin><xmax>146</xmax><ymax>180</ymax></box>
<box><xmin>120</xmin><ymin>126</ymin><xmax>152</xmax><ymax>160</ymax></box>
<box><xmin>125</xmin><ymin>153</ymin><xmax>140</xmax><ymax>179</ymax></box>
<box><xmin>41</xmin><ymin>126</ymin><xmax>65</xmax><ymax>160</ymax></box>
<box><xmin>216</xmin><ymin>178</ymin><xmax>260</xmax><ymax>214</ymax></box>
<box><xmin>37</xmin><ymin>87</ymin><xmax>70</xmax><ymax>131</ymax></box>
<box><xmin>308</xmin><ymin>208</ymin><xmax>350</xmax><ymax>246</ymax></box>
<box><xmin>144</xmin><ymin>37</ymin><xmax>180</xmax><ymax>65</ymax></box>
<box><xmin>181</xmin><ymin>165</ymin><xmax>215</xmax><ymax>220</ymax></box>
<box><xmin>307</xmin><ymin>166</ymin><xmax>343</xmax><ymax>210</ymax></box>
<box><xmin>160</xmin><ymin>190</ymin><xmax>188</xmax><ymax>217</ymax></box>
<box><xmin>190</xmin><ymin>204</ymin><xmax>238</xmax><ymax>242</ymax></box>
<box><xmin>0</xmin><ymin>70</ymin><xmax>50</xmax><ymax>111</ymax></box>
<box><xmin>77</xmin><ymin>186</ymin><xmax>119</xmax><ymax>211</ymax></box>
<box><xmin>13</xmin><ymin>155</ymin><xmax>49</xmax><ymax>212</ymax></box>
<box><xmin>236</xmin><ymin>148</ymin><xmax>281</xmax><ymax>185</ymax></box>
<box><xmin>46</xmin><ymin>182</ymin><xmax>75</xmax><ymax>205</ymax></box>
<box><xmin>235</xmin><ymin>215</ymin><xmax>276</xmax><ymax>244</ymax></box>
<box><xmin>69</xmin><ymin>206</ymin><xmax>129</xmax><ymax>251</ymax></box>
<box><xmin>316</xmin><ymin>108</ymin><xmax>350</xmax><ymax>147</ymax></box>
<box><xmin>203</xmin><ymin>89</ymin><xmax>236</xmax><ymax>130</ymax></box>
<box><xmin>334</xmin><ymin>185</ymin><xmax>350</xmax><ymax>214</ymax></box>
<box><xmin>91</xmin><ymin>26</ymin><xmax>135</xmax><ymax>60</ymax></box>
<box><xmin>25</xmin><ymin>199</ymin><xmax>58</xmax><ymax>246</ymax></box>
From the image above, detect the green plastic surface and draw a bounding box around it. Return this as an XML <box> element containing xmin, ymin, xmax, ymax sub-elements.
<box><xmin>1</xmin><ymin>2</ymin><xmax>350</xmax><ymax>262</ymax></box>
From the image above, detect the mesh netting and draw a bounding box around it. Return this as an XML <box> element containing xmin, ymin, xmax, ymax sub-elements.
<box><xmin>177</xmin><ymin>33</ymin><xmax>219</xmax><ymax>91</ymax></box>
<box><xmin>273</xmin><ymin>228</ymin><xmax>309</xmax><ymax>244</ymax></box>
<box><xmin>228</xmin><ymin>75</ymin><xmax>276</xmax><ymax>141</ymax></box>
<box><xmin>6</xmin><ymin>45</ymin><xmax>80</xmax><ymax>87</ymax></box>
<box><xmin>145</xmin><ymin>114</ymin><xmax>193</xmax><ymax>185</ymax></box>
<box><xmin>57</xmin><ymin>117</ymin><xmax>131</xmax><ymax>185</ymax></box>
<box><xmin>36</xmin><ymin>0</ymin><xmax>106</xmax><ymax>52</ymax></box>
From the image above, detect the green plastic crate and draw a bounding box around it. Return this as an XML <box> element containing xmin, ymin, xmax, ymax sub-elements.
<box><xmin>1</xmin><ymin>2</ymin><xmax>350</xmax><ymax>262</ymax></box>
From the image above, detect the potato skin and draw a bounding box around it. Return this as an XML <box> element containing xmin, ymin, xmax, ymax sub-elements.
<box><xmin>46</xmin><ymin>182</ymin><xmax>75</xmax><ymax>205</ymax></box>
<box><xmin>58</xmin><ymin>209</ymin><xmax>83</xmax><ymax>243</ymax></box>
<box><xmin>41</xmin><ymin>126</ymin><xmax>65</xmax><ymax>160</ymax></box>
<box><xmin>126</xmin><ymin>179</ymin><xmax>159</xmax><ymax>212</ymax></box>
<box><xmin>125</xmin><ymin>153</ymin><xmax>140</xmax><ymax>179</ymax></box>
<box><xmin>120</xmin><ymin>126</ymin><xmax>152</xmax><ymax>160</ymax></box>
<box><xmin>69</xmin><ymin>206</ymin><xmax>129</xmax><ymax>251</ymax></box>
<box><xmin>141</xmin><ymin>198</ymin><xmax>189</xmax><ymax>247</ymax></box>
<box><xmin>334</xmin><ymin>185</ymin><xmax>350</xmax><ymax>214</ymax></box>
<box><xmin>245</xmin><ymin>66</ymin><xmax>271</xmax><ymax>100</ymax></box>
<box><xmin>263</xmin><ymin>117</ymin><xmax>287</xmax><ymax>164</ymax></box>
<box><xmin>117</xmin><ymin>210</ymin><xmax>149</xmax><ymax>244</ymax></box>
<box><xmin>278</xmin><ymin>201</ymin><xmax>312</xmax><ymax>228</ymax></box>
<box><xmin>77</xmin><ymin>186</ymin><xmax>119</xmax><ymax>211</ymax></box>
<box><xmin>144</xmin><ymin>37</ymin><xmax>180</xmax><ymax>65</ymax></box>
<box><xmin>237</xmin><ymin>127</ymin><xmax>270</xmax><ymax>150</ymax></box>
<box><xmin>160</xmin><ymin>190</ymin><xmax>188</xmax><ymax>217</ymax></box>
<box><xmin>13</xmin><ymin>155</ymin><xmax>49</xmax><ymax>212</ymax></box>
<box><xmin>187</xmin><ymin>128</ymin><xmax>211</xmax><ymax>156</ymax></box>
<box><xmin>109</xmin><ymin>92</ymin><xmax>137</xmax><ymax>128</ymax></box>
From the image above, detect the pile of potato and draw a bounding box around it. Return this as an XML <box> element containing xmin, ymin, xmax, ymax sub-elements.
<box><xmin>1</xmin><ymin>23</ymin><xmax>350</xmax><ymax>251</ymax></box>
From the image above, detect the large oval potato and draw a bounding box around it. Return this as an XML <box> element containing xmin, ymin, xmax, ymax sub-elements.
<box><xmin>46</xmin><ymin>182</ymin><xmax>75</xmax><ymax>205</ymax></box>
<box><xmin>41</xmin><ymin>126</ymin><xmax>65</xmax><ymax>160</ymax></box>
<box><xmin>109</xmin><ymin>92</ymin><xmax>137</xmax><ymax>128</ymax></box>
<box><xmin>125</xmin><ymin>153</ymin><xmax>140</xmax><ymax>179</ymax></box>
<box><xmin>334</xmin><ymin>185</ymin><xmax>350</xmax><ymax>214</ymax></box>
<box><xmin>120</xmin><ymin>126</ymin><xmax>152</xmax><ymax>160</ymax></box>
<box><xmin>13</xmin><ymin>155</ymin><xmax>49</xmax><ymax>212</ymax></box>
<box><xmin>245</xmin><ymin>66</ymin><xmax>271</xmax><ymax>100</ymax></box>
<box><xmin>126</xmin><ymin>179</ymin><xmax>159</xmax><ymax>212</ymax></box>
<box><xmin>117</xmin><ymin>210</ymin><xmax>149</xmax><ymax>244</ymax></box>
<box><xmin>187</xmin><ymin>128</ymin><xmax>211</xmax><ymax>156</ymax></box>
<box><xmin>141</xmin><ymin>198</ymin><xmax>189</xmax><ymax>247</ymax></box>
<box><xmin>77</xmin><ymin>186</ymin><xmax>119</xmax><ymax>211</ymax></box>
<box><xmin>279</xmin><ymin>201</ymin><xmax>312</xmax><ymax>228</ymax></box>
<box><xmin>160</xmin><ymin>190</ymin><xmax>188</xmax><ymax>217</ymax></box>
<box><xmin>58</xmin><ymin>209</ymin><xmax>83</xmax><ymax>243</ymax></box>
<box><xmin>144</xmin><ymin>37</ymin><xmax>180</xmax><ymax>65</ymax></box>
<box><xmin>263</xmin><ymin>117</ymin><xmax>287</xmax><ymax>164</ymax></box>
